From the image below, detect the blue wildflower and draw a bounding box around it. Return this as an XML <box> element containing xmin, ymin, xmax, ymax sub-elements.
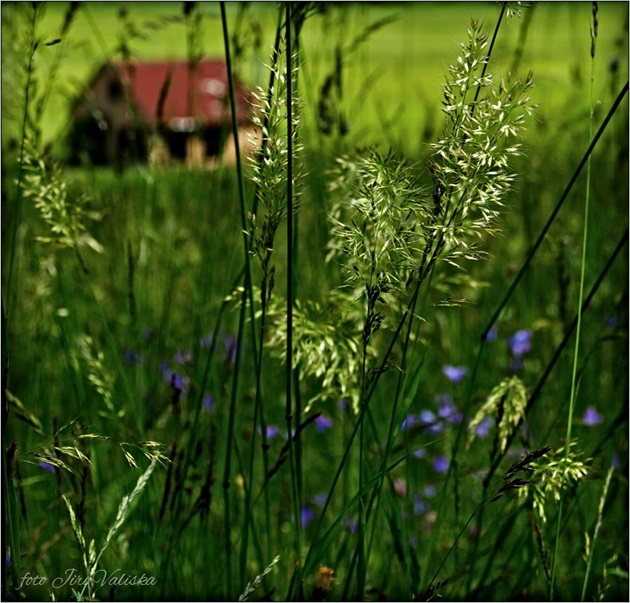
<box><xmin>423</xmin><ymin>484</ymin><xmax>436</xmax><ymax>498</ymax></box>
<box><xmin>475</xmin><ymin>416</ymin><xmax>494</xmax><ymax>438</ymax></box>
<box><xmin>123</xmin><ymin>348</ymin><xmax>143</xmax><ymax>366</ymax></box>
<box><xmin>342</xmin><ymin>516</ymin><xmax>358</xmax><ymax>533</ymax></box>
<box><xmin>5</xmin><ymin>551</ymin><xmax>10</xmax><ymax>567</ymax></box>
<box><xmin>315</xmin><ymin>414</ymin><xmax>334</xmax><ymax>432</ymax></box>
<box><xmin>433</xmin><ymin>456</ymin><xmax>449</xmax><ymax>474</ymax></box>
<box><xmin>338</xmin><ymin>399</ymin><xmax>348</xmax><ymax>411</ymax></box>
<box><xmin>606</xmin><ymin>316</ymin><xmax>617</xmax><ymax>329</ymax></box>
<box><xmin>313</xmin><ymin>493</ymin><xmax>327</xmax><ymax>506</ymax></box>
<box><xmin>39</xmin><ymin>461</ymin><xmax>57</xmax><ymax>474</ymax></box>
<box><xmin>175</xmin><ymin>349</ymin><xmax>193</xmax><ymax>366</ymax></box>
<box><xmin>200</xmin><ymin>334</ymin><xmax>213</xmax><ymax>349</ymax></box>
<box><xmin>401</xmin><ymin>413</ymin><xmax>416</xmax><ymax>431</ymax></box>
<box><xmin>419</xmin><ymin>409</ymin><xmax>443</xmax><ymax>435</ymax></box>
<box><xmin>508</xmin><ymin>329</ymin><xmax>532</xmax><ymax>358</ymax></box>
<box><xmin>202</xmin><ymin>392</ymin><xmax>215</xmax><ymax>413</ymax></box>
<box><xmin>413</xmin><ymin>448</ymin><xmax>427</xmax><ymax>459</ymax></box>
<box><xmin>413</xmin><ymin>493</ymin><xmax>429</xmax><ymax>516</ymax></box>
<box><xmin>442</xmin><ymin>365</ymin><xmax>468</xmax><ymax>383</ymax></box>
<box><xmin>159</xmin><ymin>359</ymin><xmax>169</xmax><ymax>378</ymax></box>
<box><xmin>265</xmin><ymin>425</ymin><xmax>281</xmax><ymax>440</ymax></box>
<box><xmin>301</xmin><ymin>505</ymin><xmax>316</xmax><ymax>528</ymax></box>
<box><xmin>583</xmin><ymin>406</ymin><xmax>603</xmax><ymax>426</ymax></box>
<box><xmin>170</xmin><ymin>372</ymin><xmax>185</xmax><ymax>391</ymax></box>
<box><xmin>486</xmin><ymin>325</ymin><xmax>498</xmax><ymax>342</ymax></box>
<box><xmin>223</xmin><ymin>335</ymin><xmax>239</xmax><ymax>364</ymax></box>
<box><xmin>436</xmin><ymin>394</ymin><xmax>462</xmax><ymax>423</ymax></box>
<box><xmin>419</xmin><ymin>409</ymin><xmax>436</xmax><ymax>425</ymax></box>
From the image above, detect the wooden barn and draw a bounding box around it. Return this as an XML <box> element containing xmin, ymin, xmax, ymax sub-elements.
<box><xmin>68</xmin><ymin>59</ymin><xmax>256</xmax><ymax>168</ymax></box>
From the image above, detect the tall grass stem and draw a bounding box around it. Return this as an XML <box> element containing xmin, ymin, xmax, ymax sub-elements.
<box><xmin>550</xmin><ymin>11</ymin><xmax>597</xmax><ymax>595</ymax></box>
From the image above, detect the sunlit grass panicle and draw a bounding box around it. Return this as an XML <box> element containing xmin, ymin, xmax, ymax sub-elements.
<box><xmin>468</xmin><ymin>375</ymin><xmax>528</xmax><ymax>454</ymax></box>
<box><xmin>327</xmin><ymin>150</ymin><xmax>431</xmax><ymax>305</ymax></box>
<box><xmin>247</xmin><ymin>51</ymin><xmax>302</xmax><ymax>306</ymax></box>
<box><xmin>19</xmin><ymin>138</ymin><xmax>103</xmax><ymax>270</ymax></box>
<box><xmin>517</xmin><ymin>440</ymin><xmax>590</xmax><ymax>524</ymax></box>
<box><xmin>76</xmin><ymin>334</ymin><xmax>124</xmax><ymax>420</ymax></box>
<box><xmin>64</xmin><ymin>460</ymin><xmax>159</xmax><ymax>601</ymax></box>
<box><xmin>265</xmin><ymin>288</ymin><xmax>367</xmax><ymax>413</ymax></box>
<box><xmin>238</xmin><ymin>554</ymin><xmax>280</xmax><ymax>602</ymax></box>
<box><xmin>429</xmin><ymin>19</ymin><xmax>534</xmax><ymax>266</ymax></box>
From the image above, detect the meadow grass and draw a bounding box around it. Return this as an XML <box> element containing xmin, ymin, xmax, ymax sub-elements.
<box><xmin>2</xmin><ymin>2</ymin><xmax>628</xmax><ymax>601</ymax></box>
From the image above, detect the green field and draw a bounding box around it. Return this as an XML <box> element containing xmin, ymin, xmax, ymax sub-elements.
<box><xmin>2</xmin><ymin>2</ymin><xmax>628</xmax><ymax>602</ymax></box>
<box><xmin>3</xmin><ymin>2</ymin><xmax>628</xmax><ymax>155</ymax></box>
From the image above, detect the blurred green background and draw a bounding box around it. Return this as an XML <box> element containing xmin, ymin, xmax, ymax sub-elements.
<box><xmin>2</xmin><ymin>1</ymin><xmax>628</xmax><ymax>158</ymax></box>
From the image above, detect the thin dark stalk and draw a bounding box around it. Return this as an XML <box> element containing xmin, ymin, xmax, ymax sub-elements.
<box><xmin>246</xmin><ymin>8</ymin><xmax>283</xmax><ymax>566</ymax></box>
<box><xmin>473</xmin><ymin>2</ymin><xmax>506</xmax><ymax>105</ymax></box>
<box><xmin>220</xmin><ymin>4</ymin><xmax>266</xmax><ymax>588</ymax></box>
<box><xmin>510</xmin><ymin>4</ymin><xmax>535</xmax><ymax>73</ymax></box>
<box><xmin>2</xmin><ymin>302</ymin><xmax>20</xmax><ymax>597</ymax></box>
<box><xmin>481</xmin><ymin>80</ymin><xmax>629</xmax><ymax>339</ymax></box>
<box><xmin>284</xmin><ymin>6</ymin><xmax>303</xmax><ymax>599</ymax></box>
<box><xmin>364</xmin><ymin>289</ymin><xmax>420</xmax><ymax>594</ymax></box>
<box><xmin>222</xmin><ymin>284</ymin><xmax>248</xmax><ymax>600</ymax></box>
<box><xmin>292</xmin><ymin>24</ymin><xmax>304</xmax><ymax>556</ymax></box>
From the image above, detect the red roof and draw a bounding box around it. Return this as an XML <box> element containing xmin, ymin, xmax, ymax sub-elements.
<box><xmin>113</xmin><ymin>60</ymin><xmax>251</xmax><ymax>129</ymax></box>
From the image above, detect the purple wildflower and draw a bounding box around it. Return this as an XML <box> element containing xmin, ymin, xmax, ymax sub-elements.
<box><xmin>301</xmin><ymin>505</ymin><xmax>316</xmax><ymax>528</ymax></box>
<box><xmin>486</xmin><ymin>324</ymin><xmax>498</xmax><ymax>342</ymax></box>
<box><xmin>401</xmin><ymin>414</ymin><xmax>416</xmax><ymax>431</ymax></box>
<box><xmin>419</xmin><ymin>409</ymin><xmax>444</xmax><ymax>435</ymax></box>
<box><xmin>223</xmin><ymin>335</ymin><xmax>239</xmax><ymax>364</ymax></box>
<box><xmin>265</xmin><ymin>425</ymin><xmax>281</xmax><ymax>440</ymax></box>
<box><xmin>612</xmin><ymin>453</ymin><xmax>620</xmax><ymax>470</ymax></box>
<box><xmin>413</xmin><ymin>493</ymin><xmax>429</xmax><ymax>516</ymax></box>
<box><xmin>442</xmin><ymin>365</ymin><xmax>468</xmax><ymax>383</ymax></box>
<box><xmin>313</xmin><ymin>493</ymin><xmax>327</xmax><ymax>506</ymax></box>
<box><xmin>423</xmin><ymin>484</ymin><xmax>436</xmax><ymax>498</ymax></box>
<box><xmin>200</xmin><ymin>334</ymin><xmax>214</xmax><ymax>349</ymax></box>
<box><xmin>170</xmin><ymin>372</ymin><xmax>185</xmax><ymax>390</ymax></box>
<box><xmin>202</xmin><ymin>392</ymin><xmax>215</xmax><ymax>413</ymax></box>
<box><xmin>433</xmin><ymin>456</ymin><xmax>449</xmax><ymax>474</ymax></box>
<box><xmin>508</xmin><ymin>329</ymin><xmax>532</xmax><ymax>358</ymax></box>
<box><xmin>342</xmin><ymin>516</ymin><xmax>358</xmax><ymax>533</ymax></box>
<box><xmin>315</xmin><ymin>414</ymin><xmax>334</xmax><ymax>432</ymax></box>
<box><xmin>413</xmin><ymin>448</ymin><xmax>427</xmax><ymax>459</ymax></box>
<box><xmin>123</xmin><ymin>348</ymin><xmax>143</xmax><ymax>366</ymax></box>
<box><xmin>175</xmin><ymin>349</ymin><xmax>193</xmax><ymax>366</ymax></box>
<box><xmin>606</xmin><ymin>316</ymin><xmax>617</xmax><ymax>329</ymax></box>
<box><xmin>39</xmin><ymin>462</ymin><xmax>57</xmax><ymax>474</ymax></box>
<box><xmin>159</xmin><ymin>359</ymin><xmax>170</xmax><ymax>379</ymax></box>
<box><xmin>583</xmin><ymin>406</ymin><xmax>604</xmax><ymax>426</ymax></box>
<box><xmin>419</xmin><ymin>409</ymin><xmax>436</xmax><ymax>425</ymax></box>
<box><xmin>338</xmin><ymin>399</ymin><xmax>348</xmax><ymax>411</ymax></box>
<box><xmin>436</xmin><ymin>394</ymin><xmax>462</xmax><ymax>424</ymax></box>
<box><xmin>5</xmin><ymin>551</ymin><xmax>10</xmax><ymax>567</ymax></box>
<box><xmin>475</xmin><ymin>416</ymin><xmax>494</xmax><ymax>438</ymax></box>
